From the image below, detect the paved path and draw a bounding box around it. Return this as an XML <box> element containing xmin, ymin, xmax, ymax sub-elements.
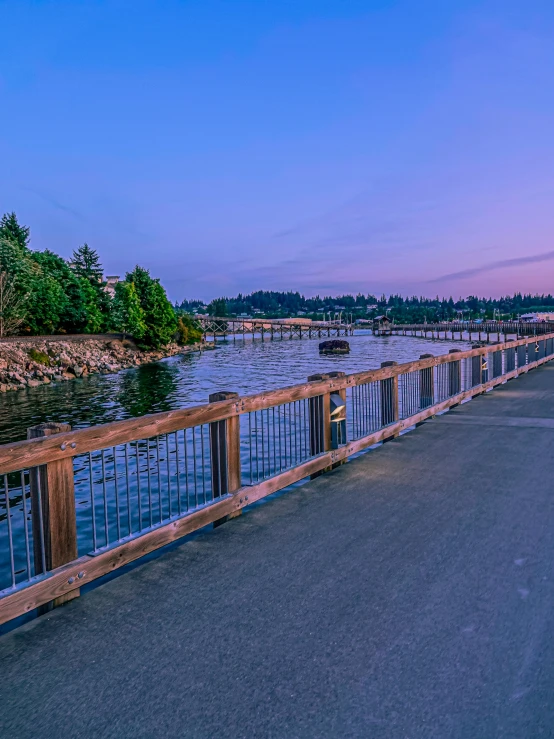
<box><xmin>2</xmin><ymin>365</ymin><xmax>554</xmax><ymax>738</ymax></box>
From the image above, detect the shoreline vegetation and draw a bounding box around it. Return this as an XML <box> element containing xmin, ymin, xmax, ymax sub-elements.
<box><xmin>0</xmin><ymin>212</ymin><xmax>202</xmax><ymax>350</ymax></box>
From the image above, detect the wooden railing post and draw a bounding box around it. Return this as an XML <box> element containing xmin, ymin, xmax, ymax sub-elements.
<box><xmin>307</xmin><ymin>374</ymin><xmax>331</xmax><ymax>477</ymax></box>
<box><xmin>209</xmin><ymin>391</ymin><xmax>241</xmax><ymax>527</ymax></box>
<box><xmin>27</xmin><ymin>422</ymin><xmax>78</xmax><ymax>613</ymax></box>
<box><xmin>380</xmin><ymin>361</ymin><xmax>399</xmax><ymax>436</ymax></box>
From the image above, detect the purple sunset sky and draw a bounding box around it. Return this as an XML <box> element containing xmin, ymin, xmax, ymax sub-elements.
<box><xmin>1</xmin><ymin>0</ymin><xmax>554</xmax><ymax>301</ymax></box>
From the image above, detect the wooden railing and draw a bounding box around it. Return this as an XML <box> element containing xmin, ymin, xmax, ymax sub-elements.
<box><xmin>388</xmin><ymin>321</ymin><xmax>554</xmax><ymax>338</ymax></box>
<box><xmin>2</xmin><ymin>332</ymin><xmax>554</xmax><ymax>626</ymax></box>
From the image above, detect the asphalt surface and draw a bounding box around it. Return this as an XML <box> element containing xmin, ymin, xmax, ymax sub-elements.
<box><xmin>2</xmin><ymin>365</ymin><xmax>554</xmax><ymax>738</ymax></box>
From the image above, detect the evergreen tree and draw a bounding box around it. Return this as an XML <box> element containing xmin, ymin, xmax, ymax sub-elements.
<box><xmin>80</xmin><ymin>278</ymin><xmax>104</xmax><ymax>333</ymax></box>
<box><xmin>70</xmin><ymin>243</ymin><xmax>111</xmax><ymax>330</ymax></box>
<box><xmin>0</xmin><ymin>212</ymin><xmax>30</xmax><ymax>249</ymax></box>
<box><xmin>208</xmin><ymin>297</ymin><xmax>227</xmax><ymax>316</ymax></box>
<box><xmin>71</xmin><ymin>243</ymin><xmax>104</xmax><ymax>284</ymax></box>
<box><xmin>113</xmin><ymin>281</ymin><xmax>146</xmax><ymax>339</ymax></box>
<box><xmin>124</xmin><ymin>266</ymin><xmax>177</xmax><ymax>348</ymax></box>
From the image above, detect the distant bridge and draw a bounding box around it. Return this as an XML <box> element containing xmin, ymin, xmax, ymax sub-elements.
<box><xmin>383</xmin><ymin>321</ymin><xmax>554</xmax><ymax>342</ymax></box>
<box><xmin>194</xmin><ymin>316</ymin><xmax>354</xmax><ymax>339</ymax></box>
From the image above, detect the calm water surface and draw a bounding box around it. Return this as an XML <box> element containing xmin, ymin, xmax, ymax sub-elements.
<box><xmin>0</xmin><ymin>331</ymin><xmax>470</xmax><ymax>445</ymax></box>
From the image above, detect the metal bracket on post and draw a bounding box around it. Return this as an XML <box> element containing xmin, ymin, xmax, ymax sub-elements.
<box><xmin>327</xmin><ymin>371</ymin><xmax>347</xmax><ymax>466</ymax></box>
<box><xmin>27</xmin><ymin>422</ymin><xmax>78</xmax><ymax>614</ymax></box>
<box><xmin>209</xmin><ymin>391</ymin><xmax>241</xmax><ymax>527</ymax></box>
<box><xmin>380</xmin><ymin>361</ymin><xmax>399</xmax><ymax>439</ymax></box>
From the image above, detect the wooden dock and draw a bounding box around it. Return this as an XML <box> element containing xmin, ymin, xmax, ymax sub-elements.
<box><xmin>2</xmin><ymin>337</ymin><xmax>554</xmax><ymax>736</ymax></box>
<box><xmin>384</xmin><ymin>320</ymin><xmax>554</xmax><ymax>343</ymax></box>
<box><xmin>195</xmin><ymin>315</ymin><xmax>354</xmax><ymax>340</ymax></box>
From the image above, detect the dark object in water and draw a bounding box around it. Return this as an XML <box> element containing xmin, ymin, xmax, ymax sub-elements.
<box><xmin>319</xmin><ymin>339</ymin><xmax>350</xmax><ymax>354</ymax></box>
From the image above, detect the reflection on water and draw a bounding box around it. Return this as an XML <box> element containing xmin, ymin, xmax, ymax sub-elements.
<box><xmin>0</xmin><ymin>331</ymin><xmax>470</xmax><ymax>445</ymax></box>
<box><xmin>1</xmin><ymin>331</ymin><xmax>473</xmax><ymax>593</ymax></box>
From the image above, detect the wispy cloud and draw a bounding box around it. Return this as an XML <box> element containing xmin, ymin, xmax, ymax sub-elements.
<box><xmin>428</xmin><ymin>249</ymin><xmax>554</xmax><ymax>283</ymax></box>
<box><xmin>21</xmin><ymin>186</ymin><xmax>87</xmax><ymax>221</ymax></box>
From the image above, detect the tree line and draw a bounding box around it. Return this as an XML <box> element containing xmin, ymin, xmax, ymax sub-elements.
<box><xmin>178</xmin><ymin>290</ymin><xmax>554</xmax><ymax>322</ymax></box>
<box><xmin>0</xmin><ymin>212</ymin><xmax>201</xmax><ymax>347</ymax></box>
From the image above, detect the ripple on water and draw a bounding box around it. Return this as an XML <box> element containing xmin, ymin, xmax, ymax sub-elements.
<box><xmin>0</xmin><ymin>331</ymin><xmax>471</xmax><ymax>445</ymax></box>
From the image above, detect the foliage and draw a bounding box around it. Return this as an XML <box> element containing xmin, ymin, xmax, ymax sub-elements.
<box><xmin>70</xmin><ymin>243</ymin><xmax>111</xmax><ymax>330</ymax></box>
<box><xmin>113</xmin><ymin>281</ymin><xmax>146</xmax><ymax>340</ymax></box>
<box><xmin>0</xmin><ymin>212</ymin><xmax>30</xmax><ymax>249</ymax></box>
<box><xmin>71</xmin><ymin>243</ymin><xmax>104</xmax><ymax>284</ymax></box>
<box><xmin>175</xmin><ymin>313</ymin><xmax>203</xmax><ymax>345</ymax></box>
<box><xmin>179</xmin><ymin>289</ymin><xmax>554</xmax><ymax>323</ymax></box>
<box><xmin>207</xmin><ymin>297</ymin><xmax>227</xmax><ymax>316</ymax></box>
<box><xmin>0</xmin><ymin>270</ymin><xmax>27</xmax><ymax>337</ymax></box>
<box><xmin>121</xmin><ymin>266</ymin><xmax>177</xmax><ymax>348</ymax></box>
<box><xmin>28</xmin><ymin>348</ymin><xmax>50</xmax><ymax>365</ymax></box>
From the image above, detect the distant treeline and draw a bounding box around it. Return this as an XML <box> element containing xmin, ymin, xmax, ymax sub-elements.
<box><xmin>177</xmin><ymin>290</ymin><xmax>554</xmax><ymax>322</ymax></box>
<box><xmin>0</xmin><ymin>212</ymin><xmax>201</xmax><ymax>347</ymax></box>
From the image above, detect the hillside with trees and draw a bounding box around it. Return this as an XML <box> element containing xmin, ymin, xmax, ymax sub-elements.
<box><xmin>0</xmin><ymin>212</ymin><xmax>182</xmax><ymax>347</ymax></box>
<box><xmin>177</xmin><ymin>290</ymin><xmax>554</xmax><ymax>323</ymax></box>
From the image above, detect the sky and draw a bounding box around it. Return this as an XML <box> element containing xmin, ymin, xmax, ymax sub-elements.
<box><xmin>1</xmin><ymin>0</ymin><xmax>554</xmax><ymax>302</ymax></box>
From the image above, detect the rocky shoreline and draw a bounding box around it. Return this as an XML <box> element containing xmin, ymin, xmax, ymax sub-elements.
<box><xmin>0</xmin><ymin>338</ymin><xmax>209</xmax><ymax>393</ymax></box>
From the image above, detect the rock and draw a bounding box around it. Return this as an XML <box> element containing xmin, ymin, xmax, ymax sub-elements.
<box><xmin>0</xmin><ymin>384</ymin><xmax>7</xmax><ymax>392</ymax></box>
<box><xmin>72</xmin><ymin>365</ymin><xmax>84</xmax><ymax>377</ymax></box>
<box><xmin>319</xmin><ymin>339</ymin><xmax>350</xmax><ymax>355</ymax></box>
<box><xmin>26</xmin><ymin>379</ymin><xmax>41</xmax><ymax>388</ymax></box>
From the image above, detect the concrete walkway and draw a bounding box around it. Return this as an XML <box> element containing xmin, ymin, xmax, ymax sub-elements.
<box><xmin>2</xmin><ymin>365</ymin><xmax>554</xmax><ymax>738</ymax></box>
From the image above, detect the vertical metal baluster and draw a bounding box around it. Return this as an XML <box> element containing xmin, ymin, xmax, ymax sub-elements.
<box><xmin>112</xmin><ymin>447</ymin><xmax>121</xmax><ymax>541</ymax></box>
<box><xmin>292</xmin><ymin>400</ymin><xmax>298</xmax><ymax>464</ymax></box>
<box><xmin>248</xmin><ymin>413</ymin><xmax>253</xmax><ymax>484</ymax></box>
<box><xmin>278</xmin><ymin>405</ymin><xmax>283</xmax><ymax>471</ymax></box>
<box><xmin>175</xmin><ymin>432</ymin><xmax>182</xmax><ymax>516</ymax></box>
<box><xmin>183</xmin><ymin>429</ymin><xmax>190</xmax><ymax>512</ymax></box>
<box><xmin>135</xmin><ymin>441</ymin><xmax>142</xmax><ymax>531</ymax></box>
<box><xmin>3</xmin><ymin>476</ymin><xmax>15</xmax><ymax>587</ymax></box>
<box><xmin>125</xmin><ymin>444</ymin><xmax>132</xmax><ymax>536</ymax></box>
<box><xmin>272</xmin><ymin>407</ymin><xmax>277</xmax><ymax>474</ymax></box>
<box><xmin>192</xmin><ymin>426</ymin><xmax>198</xmax><ymax>508</ymax></box>
<box><xmin>88</xmin><ymin>452</ymin><xmax>97</xmax><ymax>550</ymax></box>
<box><xmin>291</xmin><ymin>403</ymin><xmax>296</xmax><ymax>466</ymax></box>
<box><xmin>261</xmin><ymin>408</ymin><xmax>265</xmax><ymax>479</ymax></box>
<box><xmin>265</xmin><ymin>409</ymin><xmax>270</xmax><ymax>474</ymax></box>
<box><xmin>200</xmin><ymin>425</ymin><xmax>207</xmax><ymax>503</ymax></box>
<box><xmin>302</xmin><ymin>400</ymin><xmax>306</xmax><ymax>460</ymax></box>
<box><xmin>101</xmin><ymin>449</ymin><xmax>109</xmax><ymax>546</ymax></box>
<box><xmin>254</xmin><ymin>411</ymin><xmax>259</xmax><ymax>481</ymax></box>
<box><xmin>20</xmin><ymin>471</ymin><xmax>32</xmax><ymax>580</ymax></box>
<box><xmin>156</xmin><ymin>436</ymin><xmax>163</xmax><ymax>521</ymax></box>
<box><xmin>165</xmin><ymin>433</ymin><xmax>172</xmax><ymax>518</ymax></box>
<box><xmin>146</xmin><ymin>439</ymin><xmax>153</xmax><ymax>527</ymax></box>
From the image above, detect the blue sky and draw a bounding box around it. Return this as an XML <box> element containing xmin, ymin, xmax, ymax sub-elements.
<box><xmin>1</xmin><ymin>0</ymin><xmax>554</xmax><ymax>301</ymax></box>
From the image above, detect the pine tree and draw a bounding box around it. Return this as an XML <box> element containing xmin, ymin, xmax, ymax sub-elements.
<box><xmin>71</xmin><ymin>243</ymin><xmax>104</xmax><ymax>284</ymax></box>
<box><xmin>0</xmin><ymin>212</ymin><xmax>30</xmax><ymax>249</ymax></box>
<box><xmin>113</xmin><ymin>281</ymin><xmax>146</xmax><ymax>339</ymax></box>
<box><xmin>124</xmin><ymin>266</ymin><xmax>177</xmax><ymax>348</ymax></box>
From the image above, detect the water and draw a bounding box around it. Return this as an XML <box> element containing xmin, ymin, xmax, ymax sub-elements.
<box><xmin>0</xmin><ymin>331</ymin><xmax>469</xmax><ymax>445</ymax></box>
<box><xmin>1</xmin><ymin>330</ymin><xmax>475</xmax><ymax>595</ymax></box>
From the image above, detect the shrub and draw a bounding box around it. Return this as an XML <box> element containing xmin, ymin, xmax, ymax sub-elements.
<box><xmin>28</xmin><ymin>348</ymin><xmax>50</xmax><ymax>365</ymax></box>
